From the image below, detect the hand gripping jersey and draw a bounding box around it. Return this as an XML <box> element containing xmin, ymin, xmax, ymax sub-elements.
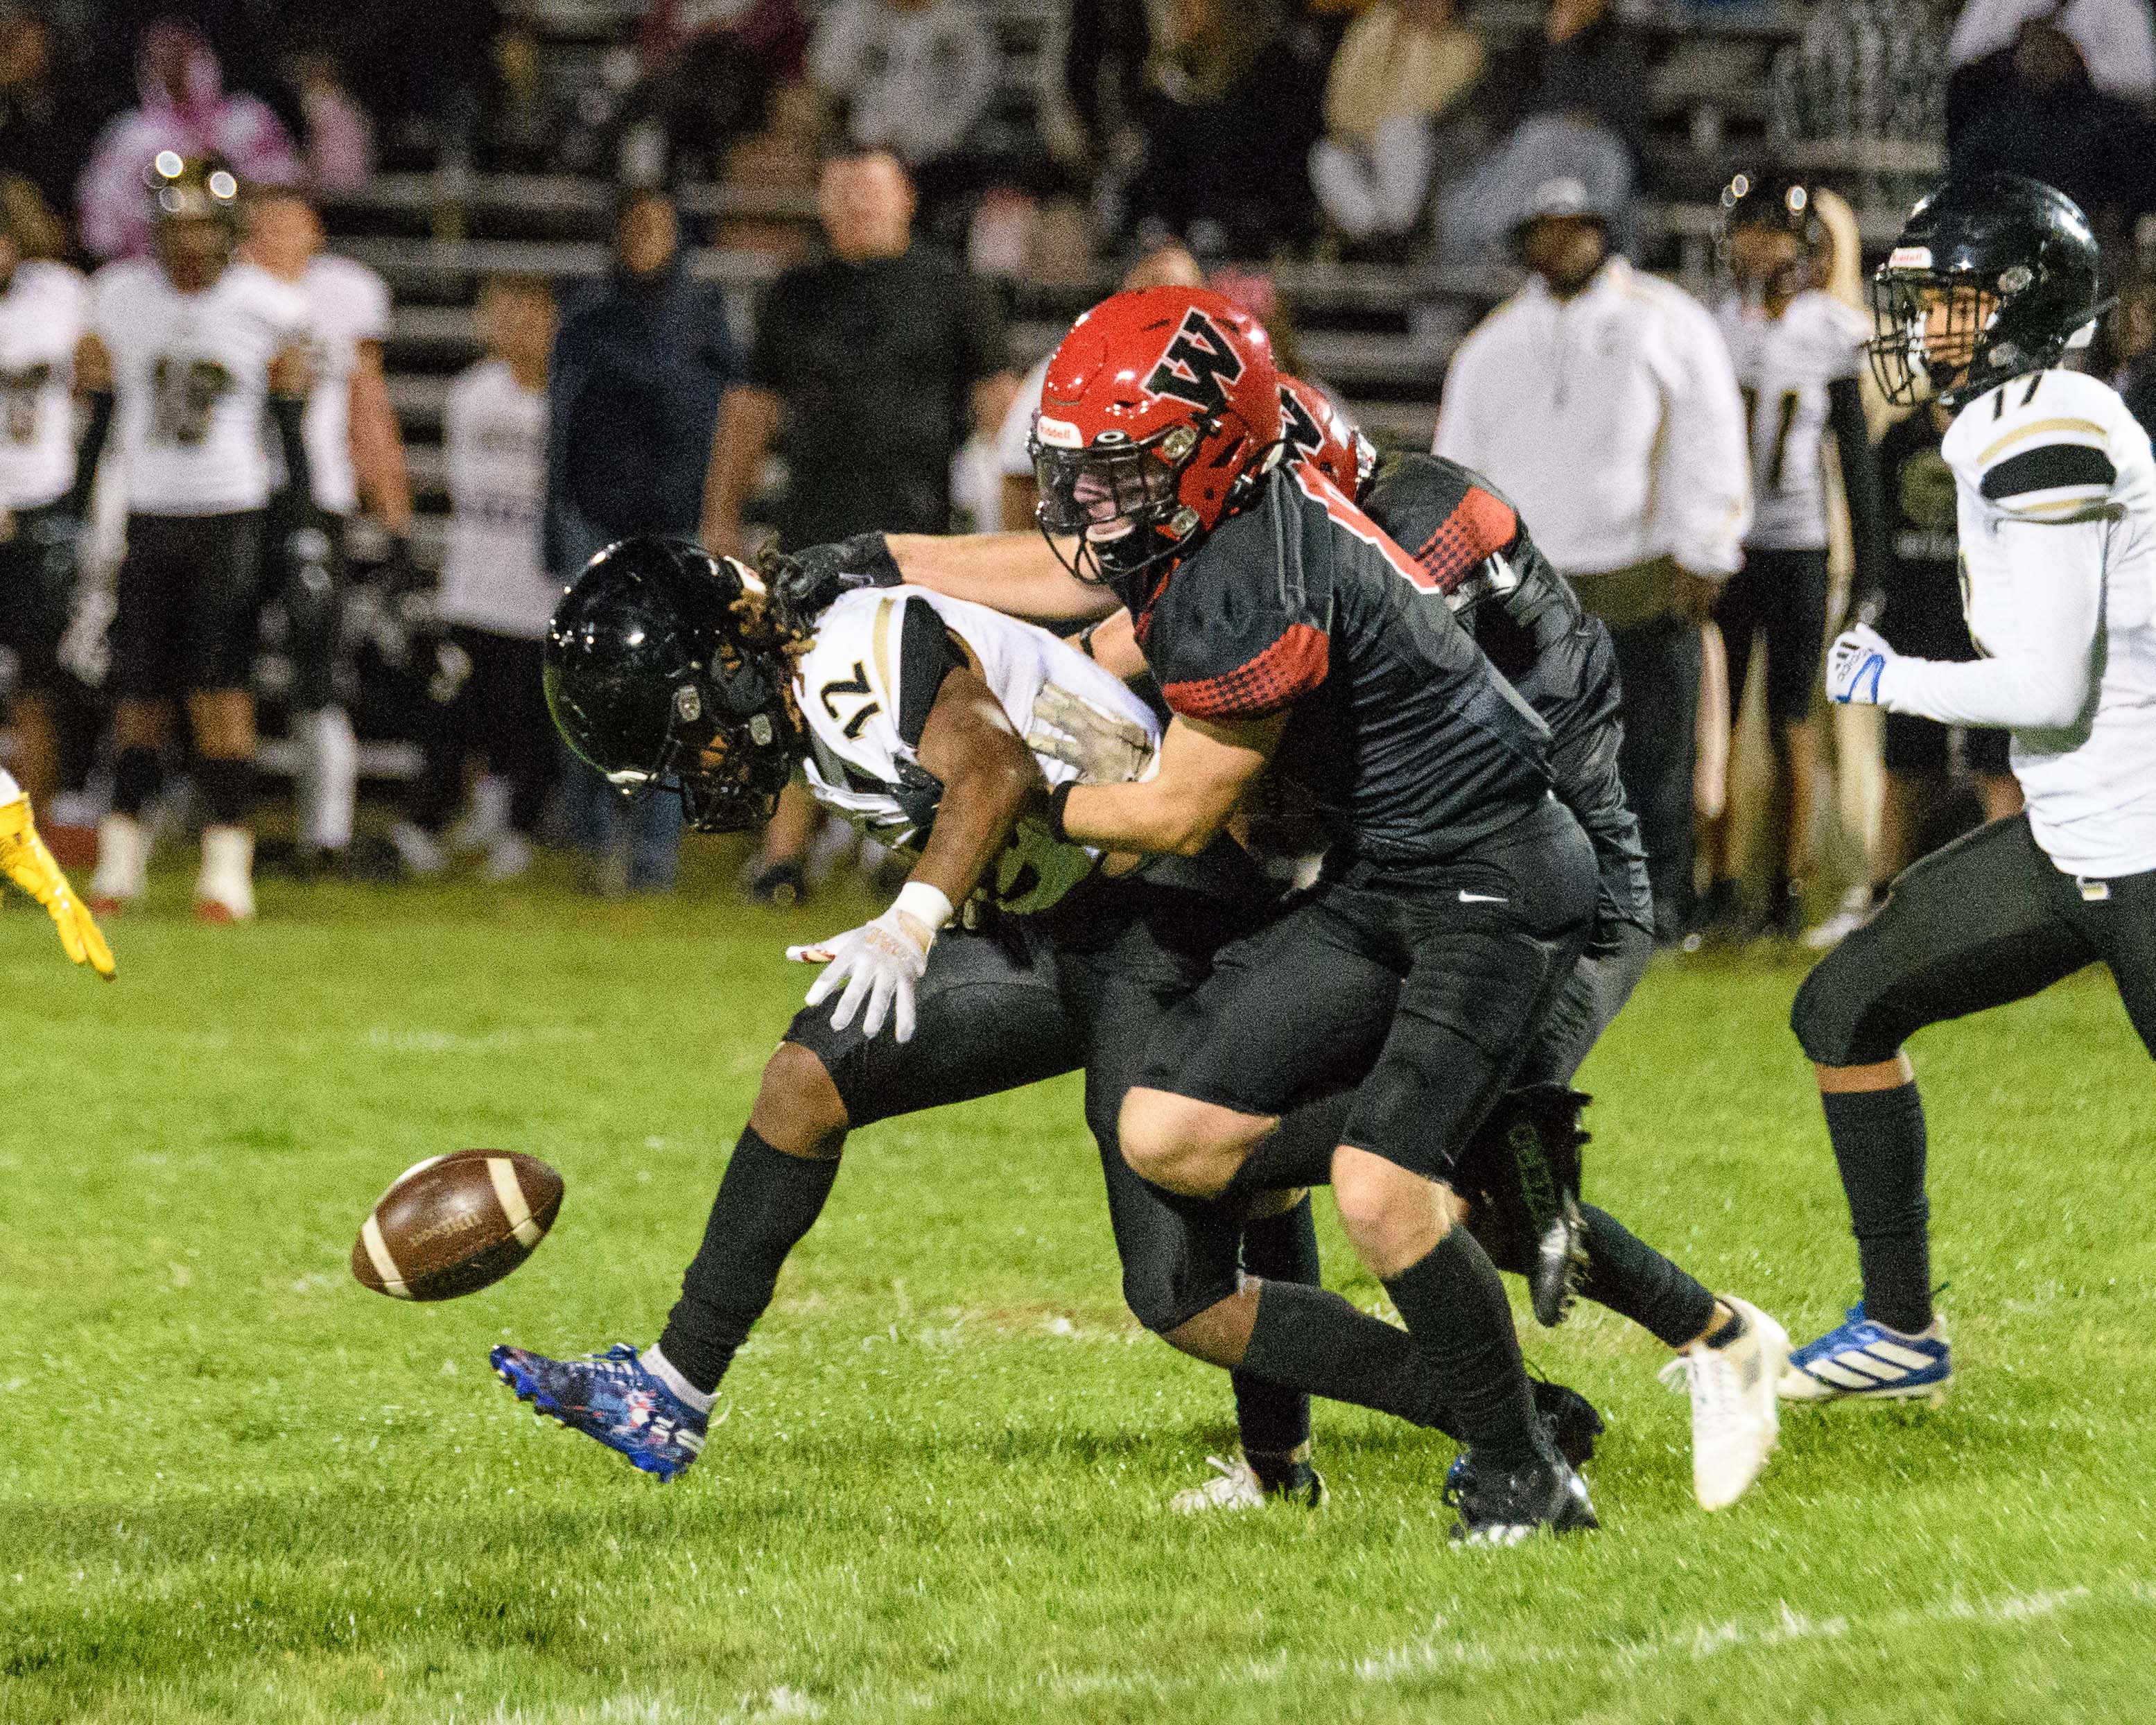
<box><xmin>1931</xmin><ymin>368</ymin><xmax>2156</xmax><ymax>876</ymax></box>
<box><xmin>92</xmin><ymin>257</ymin><xmax>307</xmax><ymax>516</ymax></box>
<box><xmin>1360</xmin><ymin>451</ymin><xmax>1651</xmax><ymax>933</ymax></box>
<box><xmin>0</xmin><ymin>261</ymin><xmax>87</xmax><ymax>512</ymax></box>
<box><xmin>796</xmin><ymin>586</ymin><xmax>1162</xmax><ymax>913</ymax></box>
<box><xmin>279</xmin><ymin>254</ymin><xmax>391</xmax><ymax>515</ymax></box>
<box><xmin>1124</xmin><ymin>463</ymin><xmax>1552</xmax><ymax>865</ymax></box>
<box><xmin>1715</xmin><ymin>288</ymin><xmax>1870</xmax><ymax>552</ymax></box>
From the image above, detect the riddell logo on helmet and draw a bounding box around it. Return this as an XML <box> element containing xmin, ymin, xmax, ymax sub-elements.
<box><xmin>1144</xmin><ymin>310</ymin><xmax>1244</xmax><ymax>417</ymax></box>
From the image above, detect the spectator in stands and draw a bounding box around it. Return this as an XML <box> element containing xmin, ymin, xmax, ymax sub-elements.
<box><xmin>704</xmin><ymin>147</ymin><xmax>1016</xmax><ymax>902</ymax></box>
<box><xmin>810</xmin><ymin>0</ymin><xmax>998</xmax><ymax>220</ymax></box>
<box><xmin>548</xmin><ymin>188</ymin><xmax>737</xmax><ymax>894</ymax></box>
<box><xmin>281</xmin><ymin>47</ymin><xmax>374</xmax><ymax>191</ymax></box>
<box><xmin>618</xmin><ymin>0</ymin><xmax>809</xmax><ymax>187</ymax></box>
<box><xmin>1434</xmin><ymin>0</ymin><xmax>1638</xmax><ymax>265</ymax></box>
<box><xmin>1773</xmin><ymin>0</ymin><xmax>1946</xmax><ymax>189</ymax></box>
<box><xmin>1308</xmin><ymin>0</ymin><xmax>1485</xmax><ymax>259</ymax></box>
<box><xmin>1947</xmin><ymin>18</ymin><xmax>2155</xmax><ymax>232</ymax></box>
<box><xmin>76</xmin><ymin>19</ymin><xmax>297</xmax><ymax>260</ymax></box>
<box><xmin>0</xmin><ymin>5</ymin><xmax>102</xmax><ymax>232</ymax></box>
<box><xmin>1948</xmin><ymin>0</ymin><xmax>2156</xmax><ymax>116</ymax></box>
<box><xmin>1434</xmin><ymin>177</ymin><xmax>1750</xmax><ymax>943</ymax></box>
<box><xmin>994</xmin><ymin>237</ymin><xmax>1201</xmax><ymax>530</ymax></box>
<box><xmin>1127</xmin><ymin>0</ymin><xmax>1319</xmax><ymax>256</ymax></box>
<box><xmin>392</xmin><ymin>275</ymin><xmax>559</xmax><ymax>885</ymax></box>
<box><xmin>1063</xmin><ymin>0</ymin><xmax>1151</xmax><ymax>201</ymax></box>
<box><xmin>471</xmin><ymin>20</ymin><xmax>564</xmax><ymax>175</ymax></box>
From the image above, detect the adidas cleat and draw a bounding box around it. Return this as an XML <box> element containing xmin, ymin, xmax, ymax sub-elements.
<box><xmin>1779</xmin><ymin>1303</ymin><xmax>1951</xmax><ymax>1405</ymax></box>
<box><xmin>1658</xmin><ymin>1297</ymin><xmax>1788</xmax><ymax>1510</ymax></box>
<box><xmin>491</xmin><ymin>1342</ymin><xmax>707</xmax><ymax>1479</ymax></box>
<box><xmin>1171</xmin><ymin>1450</ymin><xmax>1328</xmax><ymax>1514</ymax></box>
<box><xmin>1445</xmin><ymin>1439</ymin><xmax>1598</xmax><ymax>1546</ymax></box>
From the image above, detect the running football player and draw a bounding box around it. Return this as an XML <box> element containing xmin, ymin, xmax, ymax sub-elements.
<box><xmin>81</xmin><ymin>155</ymin><xmax>313</xmax><ymax>921</ymax></box>
<box><xmin>243</xmin><ymin>187</ymin><xmax>415</xmax><ymax>875</ymax></box>
<box><xmin>0</xmin><ymin>767</ymin><xmax>113</xmax><ymax>977</ymax></box>
<box><xmin>0</xmin><ymin>204</ymin><xmax>89</xmax><ymax>811</ymax></box>
<box><xmin>1786</xmin><ymin>173</ymin><xmax>2152</xmax><ymax>1402</ymax></box>
<box><xmin>494</xmin><ymin>539</ymin><xmax>1603</xmax><ymax>1507</ymax></box>
<box><xmin>1698</xmin><ymin>171</ymin><xmax>1887</xmax><ymax>942</ymax></box>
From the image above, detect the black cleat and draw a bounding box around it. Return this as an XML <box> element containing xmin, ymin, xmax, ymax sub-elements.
<box><xmin>1445</xmin><ymin>1441</ymin><xmax>1599</xmax><ymax>1546</ymax></box>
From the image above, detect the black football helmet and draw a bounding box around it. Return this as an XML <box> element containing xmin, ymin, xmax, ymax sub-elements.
<box><xmin>1720</xmin><ymin>169</ymin><xmax>1827</xmax><ymax>298</ymax></box>
<box><xmin>1867</xmin><ymin>173</ymin><xmax>2106</xmax><ymax>410</ymax></box>
<box><xmin>544</xmin><ymin>537</ymin><xmax>804</xmax><ymax>833</ymax></box>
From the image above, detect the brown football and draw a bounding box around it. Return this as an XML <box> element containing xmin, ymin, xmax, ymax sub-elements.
<box><xmin>351</xmin><ymin>1150</ymin><xmax>564</xmax><ymax>1301</ymax></box>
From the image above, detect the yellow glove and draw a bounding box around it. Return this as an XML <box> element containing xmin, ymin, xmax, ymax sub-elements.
<box><xmin>0</xmin><ymin>794</ymin><xmax>115</xmax><ymax>979</ymax></box>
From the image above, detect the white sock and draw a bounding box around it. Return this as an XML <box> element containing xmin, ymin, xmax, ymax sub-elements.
<box><xmin>299</xmin><ymin>707</ymin><xmax>359</xmax><ymax>851</ymax></box>
<box><xmin>641</xmin><ymin>1345</ymin><xmax>715</xmax><ymax>1415</ymax></box>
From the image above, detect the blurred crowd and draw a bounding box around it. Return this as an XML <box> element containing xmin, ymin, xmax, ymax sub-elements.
<box><xmin>3</xmin><ymin>0</ymin><xmax>2156</xmax><ymax>927</ymax></box>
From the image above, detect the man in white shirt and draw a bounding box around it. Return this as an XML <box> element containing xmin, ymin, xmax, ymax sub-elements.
<box><xmin>392</xmin><ymin>275</ymin><xmax>557</xmax><ymax>885</ymax></box>
<box><xmin>1786</xmin><ymin>173</ymin><xmax>2155</xmax><ymax>1405</ymax></box>
<box><xmin>241</xmin><ymin>189</ymin><xmax>415</xmax><ymax>875</ymax></box>
<box><xmin>0</xmin><ymin>208</ymin><xmax>89</xmax><ymax>810</ymax></box>
<box><xmin>80</xmin><ymin>154</ymin><xmax>311</xmax><ymax>922</ymax></box>
<box><xmin>1434</xmin><ymin>177</ymin><xmax>1752</xmax><ymax>941</ymax></box>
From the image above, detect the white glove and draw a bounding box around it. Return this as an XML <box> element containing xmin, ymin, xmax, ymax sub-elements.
<box><xmin>786</xmin><ymin>881</ymin><xmax>953</xmax><ymax>1043</ymax></box>
<box><xmin>1827</xmin><ymin>622</ymin><xmax>1895</xmax><ymax>706</ymax></box>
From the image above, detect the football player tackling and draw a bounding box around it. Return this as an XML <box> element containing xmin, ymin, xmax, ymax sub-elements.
<box><xmin>1786</xmin><ymin>173</ymin><xmax>2155</xmax><ymax>1401</ymax></box>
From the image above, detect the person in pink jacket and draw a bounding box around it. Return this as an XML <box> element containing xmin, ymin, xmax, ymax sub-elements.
<box><xmin>76</xmin><ymin>19</ymin><xmax>299</xmax><ymax>261</ymax></box>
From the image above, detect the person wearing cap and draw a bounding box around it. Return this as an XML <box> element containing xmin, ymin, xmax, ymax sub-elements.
<box><xmin>1434</xmin><ymin>176</ymin><xmax>1750</xmax><ymax>944</ymax></box>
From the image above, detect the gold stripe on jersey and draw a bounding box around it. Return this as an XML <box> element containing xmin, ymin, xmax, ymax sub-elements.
<box><xmin>1978</xmin><ymin>416</ymin><xmax>2107</xmax><ymax>467</ymax></box>
<box><xmin>2003</xmin><ymin>492</ymin><xmax>2116</xmax><ymax>521</ymax></box>
<box><xmin>871</xmin><ymin>596</ymin><xmax>899</xmax><ymax>710</ymax></box>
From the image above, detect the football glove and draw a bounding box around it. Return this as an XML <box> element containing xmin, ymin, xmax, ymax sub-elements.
<box><xmin>1827</xmin><ymin>623</ymin><xmax>1895</xmax><ymax>705</ymax></box>
<box><xmin>0</xmin><ymin>793</ymin><xmax>114</xmax><ymax>979</ymax></box>
<box><xmin>760</xmin><ymin>533</ymin><xmax>903</xmax><ymax>629</ymax></box>
<box><xmin>788</xmin><ymin>882</ymin><xmax>952</xmax><ymax>1043</ymax></box>
<box><xmin>1025</xmin><ymin>683</ymin><xmax>1156</xmax><ymax>786</ymax></box>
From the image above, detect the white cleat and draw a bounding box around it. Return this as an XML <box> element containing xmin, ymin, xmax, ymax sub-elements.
<box><xmin>1802</xmin><ymin>887</ymin><xmax>1877</xmax><ymax>951</ymax></box>
<box><xmin>483</xmin><ymin>832</ymin><xmax>534</xmax><ymax>883</ymax></box>
<box><xmin>194</xmin><ymin>824</ymin><xmax>256</xmax><ymax>922</ymax></box>
<box><xmin>1170</xmin><ymin>1450</ymin><xmax>1326</xmax><ymax>1514</ymax></box>
<box><xmin>389</xmin><ymin>821</ymin><xmax>449</xmax><ymax>878</ymax></box>
<box><xmin>445</xmin><ymin>774</ymin><xmax>510</xmax><ymax>856</ymax></box>
<box><xmin>1659</xmin><ymin>1296</ymin><xmax>1789</xmax><ymax>1511</ymax></box>
<box><xmin>89</xmin><ymin>813</ymin><xmax>150</xmax><ymax>913</ymax></box>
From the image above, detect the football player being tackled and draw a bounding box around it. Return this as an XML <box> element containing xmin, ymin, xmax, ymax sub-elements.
<box><xmin>0</xmin><ymin>766</ymin><xmax>113</xmax><ymax>977</ymax></box>
<box><xmin>496</xmin><ymin>539</ymin><xmax>1605</xmax><ymax>1509</ymax></box>
<box><xmin>1789</xmin><ymin>173</ymin><xmax>2156</xmax><ymax>1401</ymax></box>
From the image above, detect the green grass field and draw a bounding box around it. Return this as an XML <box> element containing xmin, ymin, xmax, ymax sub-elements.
<box><xmin>4</xmin><ymin>864</ymin><xmax>2154</xmax><ymax>1724</ymax></box>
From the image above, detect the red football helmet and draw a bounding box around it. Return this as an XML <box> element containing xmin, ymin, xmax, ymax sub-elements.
<box><xmin>1031</xmin><ymin>286</ymin><xmax>1282</xmax><ymax>586</ymax></box>
<box><xmin>1278</xmin><ymin>375</ymin><xmax>1377</xmax><ymax>500</ymax></box>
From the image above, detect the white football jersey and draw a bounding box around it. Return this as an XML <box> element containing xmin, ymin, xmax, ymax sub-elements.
<box><xmin>0</xmin><ymin>261</ymin><xmax>87</xmax><ymax>511</ymax></box>
<box><xmin>438</xmin><ymin>358</ymin><xmax>554</xmax><ymax>640</ymax></box>
<box><xmin>93</xmin><ymin>257</ymin><xmax>307</xmax><ymax>516</ymax></box>
<box><xmin>1716</xmin><ymin>288</ymin><xmax>1869</xmax><ymax>551</ymax></box>
<box><xmin>1943</xmin><ymin>367</ymin><xmax>2156</xmax><ymax>876</ymax></box>
<box><xmin>276</xmin><ymin>254</ymin><xmax>390</xmax><ymax>514</ymax></box>
<box><xmin>797</xmin><ymin>586</ymin><xmax>1160</xmax><ymax>913</ymax></box>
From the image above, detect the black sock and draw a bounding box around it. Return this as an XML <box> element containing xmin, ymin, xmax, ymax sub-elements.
<box><xmin>1232</xmin><ymin>1198</ymin><xmax>1319</xmax><ymax>1469</ymax></box>
<box><xmin>1577</xmin><ymin>1204</ymin><xmax>1719</xmax><ymax>1349</ymax></box>
<box><xmin>195</xmin><ymin>756</ymin><xmax>254</xmax><ymax>826</ymax></box>
<box><xmin>1383</xmin><ymin>1229</ymin><xmax>1540</xmax><ymax>1466</ymax></box>
<box><xmin>114</xmin><ymin>746</ymin><xmax>162</xmax><ymax>817</ymax></box>
<box><xmin>1823</xmin><ymin>1082</ymin><xmax>1932</xmax><ymax>1334</ymax></box>
<box><xmin>657</xmin><ymin>1127</ymin><xmax>841</xmax><ymax>1394</ymax></box>
<box><xmin>1237</xmin><ymin>1277</ymin><xmax>1460</xmax><ymax>1440</ymax></box>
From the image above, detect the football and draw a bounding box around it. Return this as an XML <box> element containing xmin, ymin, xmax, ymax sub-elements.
<box><xmin>351</xmin><ymin>1150</ymin><xmax>564</xmax><ymax>1301</ymax></box>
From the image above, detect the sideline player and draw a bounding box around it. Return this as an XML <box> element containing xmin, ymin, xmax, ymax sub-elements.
<box><xmin>493</xmin><ymin>539</ymin><xmax>1604</xmax><ymax>1505</ymax></box>
<box><xmin>81</xmin><ymin>154</ymin><xmax>312</xmax><ymax>921</ymax></box>
<box><xmin>242</xmin><ymin>188</ymin><xmax>415</xmax><ymax>874</ymax></box>
<box><xmin>0</xmin><ymin>768</ymin><xmax>112</xmax><ymax>977</ymax></box>
<box><xmin>1697</xmin><ymin>172</ymin><xmax>1887</xmax><ymax>942</ymax></box>
<box><xmin>1785</xmin><ymin>173</ymin><xmax>2151</xmax><ymax>1401</ymax></box>
<box><xmin>0</xmin><ymin>205</ymin><xmax>89</xmax><ymax>811</ymax></box>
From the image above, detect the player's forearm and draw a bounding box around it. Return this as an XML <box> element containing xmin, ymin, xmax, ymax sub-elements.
<box><xmin>269</xmin><ymin>392</ymin><xmax>315</xmax><ymax>509</ymax></box>
<box><xmin>1881</xmin><ymin>650</ymin><xmax>2092</xmax><ymax>730</ymax></box>
<box><xmin>886</xmin><ymin>532</ymin><xmax>1115</xmax><ymax>624</ymax></box>
<box><xmin>66</xmin><ymin>388</ymin><xmax>113</xmax><ymax>519</ymax></box>
<box><xmin>704</xmin><ymin>387</ymin><xmax>779</xmax><ymax>554</ymax></box>
<box><xmin>351</xmin><ymin>361</ymin><xmax>414</xmax><ymax>532</ymax></box>
<box><xmin>1828</xmin><ymin>376</ymin><xmax>1886</xmax><ymax>603</ymax></box>
<box><xmin>1057</xmin><ymin>775</ymin><xmax>1222</xmax><ymax>856</ymax></box>
<box><xmin>910</xmin><ymin>753</ymin><xmax>1041</xmax><ymax>905</ymax></box>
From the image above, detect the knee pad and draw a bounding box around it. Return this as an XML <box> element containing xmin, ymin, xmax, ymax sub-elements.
<box><xmin>1791</xmin><ymin>944</ymin><xmax>1903</xmax><ymax>1067</ymax></box>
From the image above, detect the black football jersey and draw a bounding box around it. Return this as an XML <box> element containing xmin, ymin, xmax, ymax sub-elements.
<box><xmin>1128</xmin><ymin>464</ymin><xmax>1553</xmax><ymax>865</ymax></box>
<box><xmin>1362</xmin><ymin>453</ymin><xmax>1652</xmax><ymax>933</ymax></box>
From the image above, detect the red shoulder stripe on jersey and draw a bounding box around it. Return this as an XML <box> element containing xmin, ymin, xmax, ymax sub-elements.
<box><xmin>1162</xmin><ymin>622</ymin><xmax>1330</xmax><ymax>720</ymax></box>
<box><xmin>1289</xmin><ymin>464</ymin><xmax>1431</xmax><ymax>587</ymax></box>
<box><xmin>1411</xmin><ymin>485</ymin><xmax>1519</xmax><ymax>596</ymax></box>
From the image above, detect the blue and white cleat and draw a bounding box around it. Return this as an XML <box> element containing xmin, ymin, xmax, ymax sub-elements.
<box><xmin>491</xmin><ymin>1342</ymin><xmax>707</xmax><ymax>1479</ymax></box>
<box><xmin>1778</xmin><ymin>1303</ymin><xmax>1951</xmax><ymax>1405</ymax></box>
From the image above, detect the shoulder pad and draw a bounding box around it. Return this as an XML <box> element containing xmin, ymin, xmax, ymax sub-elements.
<box><xmin>1948</xmin><ymin>369</ymin><xmax>2121</xmax><ymax>522</ymax></box>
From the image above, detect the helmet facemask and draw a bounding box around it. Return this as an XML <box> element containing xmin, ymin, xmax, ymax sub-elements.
<box><xmin>1867</xmin><ymin>270</ymin><xmax>2003</xmax><ymax>408</ymax></box>
<box><xmin>1031</xmin><ymin>421</ymin><xmax>1206</xmax><ymax>589</ymax></box>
